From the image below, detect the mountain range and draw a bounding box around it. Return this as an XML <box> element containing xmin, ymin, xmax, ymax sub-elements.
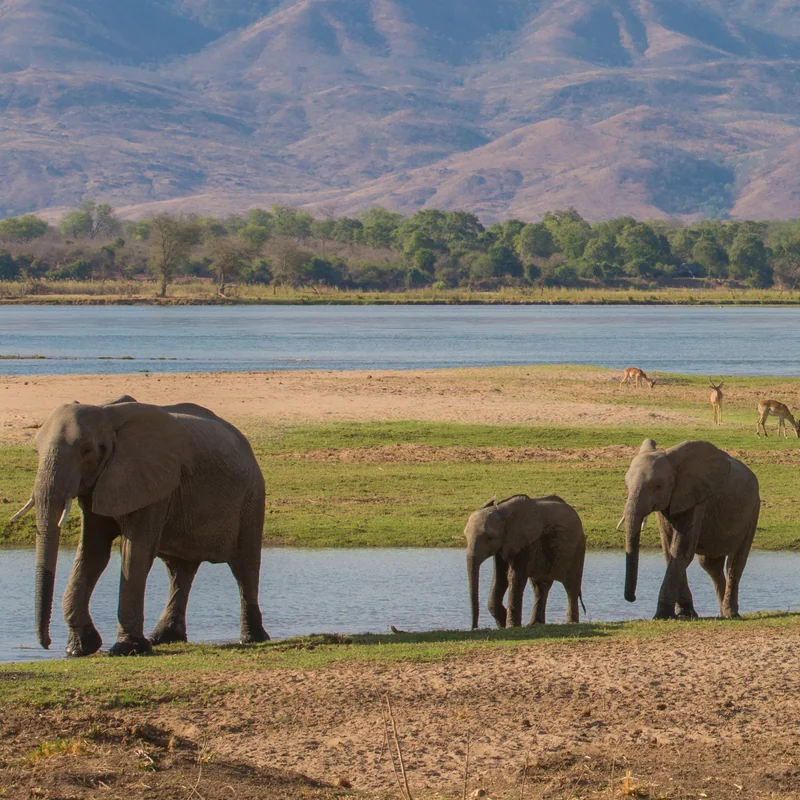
<box><xmin>2</xmin><ymin>0</ymin><xmax>800</xmax><ymax>222</ymax></box>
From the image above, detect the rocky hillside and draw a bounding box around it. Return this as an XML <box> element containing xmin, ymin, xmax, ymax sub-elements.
<box><xmin>1</xmin><ymin>0</ymin><xmax>800</xmax><ymax>221</ymax></box>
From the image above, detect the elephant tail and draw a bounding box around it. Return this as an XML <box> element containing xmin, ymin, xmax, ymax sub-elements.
<box><xmin>579</xmin><ymin>593</ymin><xmax>587</xmax><ymax>614</ymax></box>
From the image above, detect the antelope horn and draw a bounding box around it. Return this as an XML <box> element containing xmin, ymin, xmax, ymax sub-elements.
<box><xmin>58</xmin><ymin>498</ymin><xmax>73</xmax><ymax>527</ymax></box>
<box><xmin>10</xmin><ymin>496</ymin><xmax>34</xmax><ymax>522</ymax></box>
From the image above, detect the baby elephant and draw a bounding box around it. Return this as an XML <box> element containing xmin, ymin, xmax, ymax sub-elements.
<box><xmin>465</xmin><ymin>494</ymin><xmax>586</xmax><ymax>629</ymax></box>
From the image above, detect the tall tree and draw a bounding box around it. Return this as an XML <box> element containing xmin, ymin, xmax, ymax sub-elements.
<box><xmin>207</xmin><ymin>236</ymin><xmax>255</xmax><ymax>296</ymax></box>
<box><xmin>148</xmin><ymin>214</ymin><xmax>199</xmax><ymax>297</ymax></box>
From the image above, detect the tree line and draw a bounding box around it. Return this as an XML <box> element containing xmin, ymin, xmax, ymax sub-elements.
<box><xmin>2</xmin><ymin>201</ymin><xmax>800</xmax><ymax>295</ymax></box>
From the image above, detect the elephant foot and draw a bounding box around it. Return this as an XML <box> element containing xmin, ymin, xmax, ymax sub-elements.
<box><xmin>240</xmin><ymin>604</ymin><xmax>269</xmax><ymax>644</ymax></box>
<box><xmin>675</xmin><ymin>604</ymin><xmax>699</xmax><ymax>620</ymax></box>
<box><xmin>240</xmin><ymin>628</ymin><xmax>270</xmax><ymax>644</ymax></box>
<box><xmin>109</xmin><ymin>637</ymin><xmax>153</xmax><ymax>657</ymax></box>
<box><xmin>149</xmin><ymin>622</ymin><xmax>187</xmax><ymax>645</ymax></box>
<box><xmin>653</xmin><ymin>601</ymin><xmax>677</xmax><ymax>620</ymax></box>
<box><xmin>720</xmin><ymin>610</ymin><xmax>742</xmax><ymax>620</ymax></box>
<box><xmin>66</xmin><ymin>625</ymin><xmax>102</xmax><ymax>658</ymax></box>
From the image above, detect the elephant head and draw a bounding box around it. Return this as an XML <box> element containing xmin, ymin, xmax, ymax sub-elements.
<box><xmin>464</xmin><ymin>495</ymin><xmax>544</xmax><ymax>629</ymax></box>
<box><xmin>12</xmin><ymin>399</ymin><xmax>191</xmax><ymax>649</ymax></box>
<box><xmin>621</xmin><ymin>439</ymin><xmax>731</xmax><ymax>604</ymax></box>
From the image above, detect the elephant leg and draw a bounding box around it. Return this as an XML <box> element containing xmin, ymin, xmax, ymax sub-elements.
<box><xmin>228</xmin><ymin>555</ymin><xmax>269</xmax><ymax>643</ymax></box>
<box><xmin>149</xmin><ymin>558</ymin><xmax>200</xmax><ymax>645</ymax></box>
<box><xmin>674</xmin><ymin>570</ymin><xmax>698</xmax><ymax>619</ymax></box>
<box><xmin>528</xmin><ymin>579</ymin><xmax>552</xmax><ymax>625</ymax></box>
<box><xmin>698</xmin><ymin>554</ymin><xmax>726</xmax><ymax>614</ymax></box>
<box><xmin>111</xmin><ymin>501</ymin><xmax>169</xmax><ymax>656</ymax></box>
<box><xmin>63</xmin><ymin>510</ymin><xmax>117</xmax><ymax>657</ymax></box>
<box><xmin>563</xmin><ymin>580</ymin><xmax>581</xmax><ymax>624</ymax></box>
<box><xmin>505</xmin><ymin>560</ymin><xmax>527</xmax><ymax>628</ymax></box>
<box><xmin>723</xmin><ymin>523</ymin><xmax>756</xmax><ymax>619</ymax></box>
<box><xmin>488</xmin><ymin>555</ymin><xmax>509</xmax><ymax>628</ymax></box>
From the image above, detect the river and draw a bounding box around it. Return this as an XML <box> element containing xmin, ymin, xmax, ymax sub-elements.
<box><xmin>1</xmin><ymin>548</ymin><xmax>798</xmax><ymax>662</ymax></box>
<box><xmin>2</xmin><ymin>305</ymin><xmax>800</xmax><ymax>375</ymax></box>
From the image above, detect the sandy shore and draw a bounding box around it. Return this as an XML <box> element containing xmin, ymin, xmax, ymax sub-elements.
<box><xmin>0</xmin><ymin>367</ymin><xmax>694</xmax><ymax>444</ymax></box>
<box><xmin>4</xmin><ymin>622</ymin><xmax>800</xmax><ymax>799</ymax></box>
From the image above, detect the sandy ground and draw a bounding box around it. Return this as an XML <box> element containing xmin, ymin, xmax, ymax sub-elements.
<box><xmin>4</xmin><ymin>623</ymin><xmax>800</xmax><ymax>799</ymax></box>
<box><xmin>0</xmin><ymin>368</ymin><xmax>693</xmax><ymax>444</ymax></box>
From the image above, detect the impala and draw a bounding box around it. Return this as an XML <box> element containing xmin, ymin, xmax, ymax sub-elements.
<box><xmin>756</xmin><ymin>400</ymin><xmax>800</xmax><ymax>438</ymax></box>
<box><xmin>709</xmin><ymin>379</ymin><xmax>724</xmax><ymax>425</ymax></box>
<box><xmin>619</xmin><ymin>367</ymin><xmax>656</xmax><ymax>389</ymax></box>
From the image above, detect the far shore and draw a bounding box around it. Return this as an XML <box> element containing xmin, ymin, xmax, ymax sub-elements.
<box><xmin>3</xmin><ymin>281</ymin><xmax>800</xmax><ymax>305</ymax></box>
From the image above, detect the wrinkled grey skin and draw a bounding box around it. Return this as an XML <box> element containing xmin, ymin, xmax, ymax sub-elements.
<box><xmin>465</xmin><ymin>495</ymin><xmax>586</xmax><ymax>629</ymax></box>
<box><xmin>622</xmin><ymin>439</ymin><xmax>759</xmax><ymax>620</ymax></box>
<box><xmin>18</xmin><ymin>396</ymin><xmax>268</xmax><ymax>657</ymax></box>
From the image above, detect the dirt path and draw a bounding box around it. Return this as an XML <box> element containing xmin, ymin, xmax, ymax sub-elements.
<box><xmin>0</xmin><ymin>367</ymin><xmax>694</xmax><ymax>444</ymax></box>
<box><xmin>4</xmin><ymin>623</ymin><xmax>800</xmax><ymax>799</ymax></box>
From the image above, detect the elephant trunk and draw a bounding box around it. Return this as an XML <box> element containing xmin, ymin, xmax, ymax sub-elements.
<box><xmin>624</xmin><ymin>499</ymin><xmax>644</xmax><ymax>604</ymax></box>
<box><xmin>32</xmin><ymin>453</ymin><xmax>76</xmax><ymax>650</ymax></box>
<box><xmin>467</xmin><ymin>554</ymin><xmax>482</xmax><ymax>629</ymax></box>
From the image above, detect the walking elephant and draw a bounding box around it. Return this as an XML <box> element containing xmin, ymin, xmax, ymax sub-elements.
<box><xmin>620</xmin><ymin>439</ymin><xmax>759</xmax><ymax>620</ymax></box>
<box><xmin>465</xmin><ymin>494</ymin><xmax>586</xmax><ymax>629</ymax></box>
<box><xmin>10</xmin><ymin>396</ymin><xmax>269</xmax><ymax>657</ymax></box>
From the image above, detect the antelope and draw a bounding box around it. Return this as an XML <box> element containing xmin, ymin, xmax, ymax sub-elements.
<box><xmin>709</xmin><ymin>379</ymin><xmax>724</xmax><ymax>425</ymax></box>
<box><xmin>756</xmin><ymin>399</ymin><xmax>800</xmax><ymax>438</ymax></box>
<box><xmin>619</xmin><ymin>367</ymin><xmax>656</xmax><ymax>389</ymax></box>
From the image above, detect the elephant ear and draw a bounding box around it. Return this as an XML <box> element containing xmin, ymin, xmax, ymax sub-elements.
<box><xmin>496</xmin><ymin>496</ymin><xmax>543</xmax><ymax>558</ymax></box>
<box><xmin>666</xmin><ymin>441</ymin><xmax>731</xmax><ymax>516</ymax></box>
<box><xmin>92</xmin><ymin>403</ymin><xmax>191</xmax><ymax>518</ymax></box>
<box><xmin>102</xmin><ymin>394</ymin><xmax>137</xmax><ymax>406</ymax></box>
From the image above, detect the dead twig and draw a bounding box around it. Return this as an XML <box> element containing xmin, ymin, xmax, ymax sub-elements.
<box><xmin>381</xmin><ymin>693</ymin><xmax>413</xmax><ymax>800</ymax></box>
<box><xmin>462</xmin><ymin>733</ymin><xmax>471</xmax><ymax>800</ymax></box>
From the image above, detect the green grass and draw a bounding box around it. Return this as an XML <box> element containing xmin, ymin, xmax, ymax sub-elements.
<box><xmin>1</xmin><ymin>613</ymin><xmax>798</xmax><ymax>709</ymax></box>
<box><xmin>3</xmin><ymin>418</ymin><xmax>800</xmax><ymax>549</ymax></box>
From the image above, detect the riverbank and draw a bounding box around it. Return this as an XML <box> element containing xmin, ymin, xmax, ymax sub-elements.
<box><xmin>3</xmin><ymin>281</ymin><xmax>800</xmax><ymax>305</ymax></box>
<box><xmin>2</xmin><ymin>366</ymin><xmax>800</xmax><ymax>549</ymax></box>
<box><xmin>2</xmin><ymin>615</ymin><xmax>800</xmax><ymax>798</ymax></box>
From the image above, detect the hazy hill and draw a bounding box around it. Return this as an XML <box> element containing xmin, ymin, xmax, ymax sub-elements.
<box><xmin>1</xmin><ymin>0</ymin><xmax>800</xmax><ymax>221</ymax></box>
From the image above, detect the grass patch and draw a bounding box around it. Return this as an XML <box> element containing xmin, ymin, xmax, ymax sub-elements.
<box><xmin>4</xmin><ymin>418</ymin><xmax>800</xmax><ymax>549</ymax></box>
<box><xmin>2</xmin><ymin>614</ymin><xmax>799</xmax><ymax>709</ymax></box>
<box><xmin>4</xmin><ymin>365</ymin><xmax>800</xmax><ymax>549</ymax></box>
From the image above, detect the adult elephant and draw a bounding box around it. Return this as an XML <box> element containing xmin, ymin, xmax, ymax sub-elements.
<box><xmin>11</xmin><ymin>396</ymin><xmax>269</xmax><ymax>656</ymax></box>
<box><xmin>621</xmin><ymin>439</ymin><xmax>759</xmax><ymax>620</ymax></box>
<box><xmin>465</xmin><ymin>494</ymin><xmax>586</xmax><ymax>629</ymax></box>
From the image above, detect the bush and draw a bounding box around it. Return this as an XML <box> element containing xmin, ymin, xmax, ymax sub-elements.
<box><xmin>242</xmin><ymin>259</ymin><xmax>273</xmax><ymax>285</ymax></box>
<box><xmin>0</xmin><ymin>250</ymin><xmax>19</xmax><ymax>280</ymax></box>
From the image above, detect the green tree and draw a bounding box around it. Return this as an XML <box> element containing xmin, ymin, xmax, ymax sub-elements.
<box><xmin>207</xmin><ymin>235</ymin><xmax>255</xmax><ymax>296</ymax></box>
<box><xmin>691</xmin><ymin>237</ymin><xmax>729</xmax><ymax>278</ymax></box>
<box><xmin>332</xmin><ymin>217</ymin><xmax>364</xmax><ymax>243</ymax></box>
<box><xmin>270</xmin><ymin>205</ymin><xmax>313</xmax><ymax>240</ymax></box>
<box><xmin>0</xmin><ymin>215</ymin><xmax>48</xmax><ymax>243</ymax></box>
<box><xmin>59</xmin><ymin>200</ymin><xmax>121</xmax><ymax>240</ymax></box>
<box><xmin>238</xmin><ymin>224</ymin><xmax>271</xmax><ymax>249</ymax></box>
<box><xmin>147</xmin><ymin>214</ymin><xmax>200</xmax><ymax>297</ymax></box>
<box><xmin>269</xmin><ymin>239</ymin><xmax>312</xmax><ymax>287</ymax></box>
<box><xmin>618</xmin><ymin>223</ymin><xmax>672</xmax><ymax>272</ymax></box>
<box><xmin>729</xmin><ymin>232</ymin><xmax>769</xmax><ymax>285</ymax></box>
<box><xmin>543</xmin><ymin>210</ymin><xmax>592</xmax><ymax>260</ymax></box>
<box><xmin>0</xmin><ymin>250</ymin><xmax>18</xmax><ymax>280</ymax></box>
<box><xmin>413</xmin><ymin>248</ymin><xmax>437</xmax><ymax>273</ymax></box>
<box><xmin>515</xmin><ymin>223</ymin><xmax>556</xmax><ymax>261</ymax></box>
<box><xmin>360</xmin><ymin>207</ymin><xmax>403</xmax><ymax>249</ymax></box>
<box><xmin>488</xmin><ymin>243</ymin><xmax>523</xmax><ymax>277</ymax></box>
<box><xmin>443</xmin><ymin>211</ymin><xmax>484</xmax><ymax>249</ymax></box>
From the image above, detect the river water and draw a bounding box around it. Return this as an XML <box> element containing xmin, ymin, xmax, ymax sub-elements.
<box><xmin>3</xmin><ymin>305</ymin><xmax>800</xmax><ymax>375</ymax></box>
<box><xmin>1</xmin><ymin>548</ymin><xmax>798</xmax><ymax>662</ymax></box>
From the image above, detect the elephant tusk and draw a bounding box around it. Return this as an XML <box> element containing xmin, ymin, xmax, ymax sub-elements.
<box><xmin>641</xmin><ymin>516</ymin><xmax>648</xmax><ymax>531</ymax></box>
<box><xmin>10</xmin><ymin>496</ymin><xmax>34</xmax><ymax>522</ymax></box>
<box><xmin>616</xmin><ymin>515</ymin><xmax>625</xmax><ymax>531</ymax></box>
<box><xmin>58</xmin><ymin>498</ymin><xmax>73</xmax><ymax>527</ymax></box>
<box><xmin>617</xmin><ymin>515</ymin><xmax>648</xmax><ymax>531</ymax></box>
